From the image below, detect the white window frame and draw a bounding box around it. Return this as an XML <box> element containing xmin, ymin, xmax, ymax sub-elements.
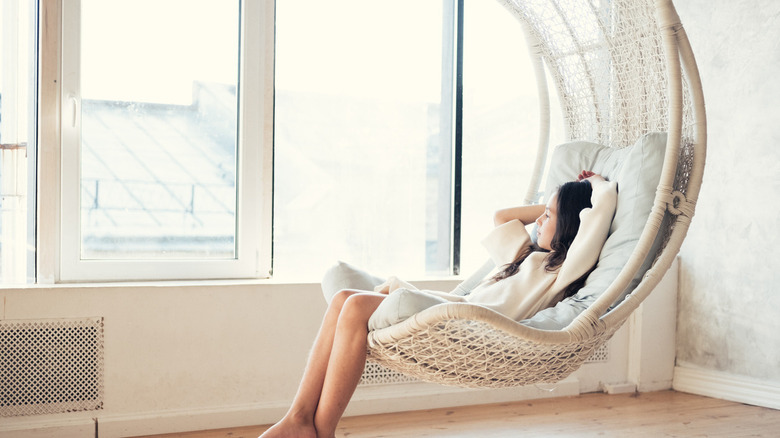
<box><xmin>42</xmin><ymin>0</ymin><xmax>274</xmax><ymax>282</ymax></box>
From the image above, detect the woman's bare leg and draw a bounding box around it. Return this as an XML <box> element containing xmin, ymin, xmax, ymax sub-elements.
<box><xmin>260</xmin><ymin>290</ymin><xmax>383</xmax><ymax>438</ymax></box>
<box><xmin>313</xmin><ymin>293</ymin><xmax>385</xmax><ymax>438</ymax></box>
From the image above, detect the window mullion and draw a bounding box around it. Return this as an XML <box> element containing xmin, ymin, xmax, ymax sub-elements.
<box><xmin>452</xmin><ymin>0</ymin><xmax>464</xmax><ymax>276</ymax></box>
<box><xmin>427</xmin><ymin>0</ymin><xmax>463</xmax><ymax>277</ymax></box>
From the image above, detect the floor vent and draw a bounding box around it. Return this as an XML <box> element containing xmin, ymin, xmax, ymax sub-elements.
<box><xmin>585</xmin><ymin>342</ymin><xmax>610</xmax><ymax>363</ymax></box>
<box><xmin>359</xmin><ymin>362</ymin><xmax>417</xmax><ymax>386</ymax></box>
<box><xmin>0</xmin><ymin>317</ymin><xmax>105</xmax><ymax>417</ymax></box>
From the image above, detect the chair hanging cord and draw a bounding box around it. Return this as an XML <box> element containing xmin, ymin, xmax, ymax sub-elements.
<box><xmin>658</xmin><ymin>190</ymin><xmax>695</xmax><ymax>218</ymax></box>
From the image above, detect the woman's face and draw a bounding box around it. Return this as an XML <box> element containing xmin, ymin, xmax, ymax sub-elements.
<box><xmin>535</xmin><ymin>192</ymin><xmax>558</xmax><ymax>251</ymax></box>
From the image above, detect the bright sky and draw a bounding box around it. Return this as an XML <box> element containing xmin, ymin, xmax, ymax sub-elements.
<box><xmin>0</xmin><ymin>1</ymin><xmax>34</xmax><ymax>143</ymax></box>
<box><xmin>275</xmin><ymin>0</ymin><xmax>445</xmax><ymax>103</ymax></box>
<box><xmin>81</xmin><ymin>0</ymin><xmax>238</xmax><ymax>104</ymax></box>
<box><xmin>275</xmin><ymin>0</ymin><xmax>536</xmax><ymax>104</ymax></box>
<box><xmin>80</xmin><ymin>0</ymin><xmax>535</xmax><ymax>106</ymax></box>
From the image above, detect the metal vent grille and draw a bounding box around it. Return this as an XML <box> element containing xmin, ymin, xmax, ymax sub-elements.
<box><xmin>0</xmin><ymin>317</ymin><xmax>105</xmax><ymax>417</ymax></box>
<box><xmin>359</xmin><ymin>362</ymin><xmax>417</xmax><ymax>386</ymax></box>
<box><xmin>585</xmin><ymin>342</ymin><xmax>610</xmax><ymax>363</ymax></box>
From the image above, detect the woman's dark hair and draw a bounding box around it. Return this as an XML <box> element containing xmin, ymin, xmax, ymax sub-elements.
<box><xmin>543</xmin><ymin>179</ymin><xmax>594</xmax><ymax>272</ymax></box>
<box><xmin>493</xmin><ymin>180</ymin><xmax>593</xmax><ymax>298</ymax></box>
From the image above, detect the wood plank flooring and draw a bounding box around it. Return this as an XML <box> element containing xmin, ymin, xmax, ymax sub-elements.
<box><xmin>136</xmin><ymin>390</ymin><xmax>780</xmax><ymax>438</ymax></box>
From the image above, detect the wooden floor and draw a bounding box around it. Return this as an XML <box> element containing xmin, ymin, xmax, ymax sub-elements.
<box><xmin>137</xmin><ymin>390</ymin><xmax>780</xmax><ymax>438</ymax></box>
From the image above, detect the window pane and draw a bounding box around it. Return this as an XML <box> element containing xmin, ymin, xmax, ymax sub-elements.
<box><xmin>79</xmin><ymin>0</ymin><xmax>239</xmax><ymax>259</ymax></box>
<box><xmin>461</xmin><ymin>0</ymin><xmax>560</xmax><ymax>274</ymax></box>
<box><xmin>274</xmin><ymin>0</ymin><xmax>449</xmax><ymax>280</ymax></box>
<box><xmin>0</xmin><ymin>0</ymin><xmax>35</xmax><ymax>284</ymax></box>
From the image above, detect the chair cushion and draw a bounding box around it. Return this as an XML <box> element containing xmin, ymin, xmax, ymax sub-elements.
<box><xmin>523</xmin><ymin>132</ymin><xmax>667</xmax><ymax>329</ymax></box>
<box><xmin>320</xmin><ymin>261</ymin><xmax>385</xmax><ymax>304</ymax></box>
<box><xmin>367</xmin><ymin>288</ymin><xmax>450</xmax><ymax>330</ymax></box>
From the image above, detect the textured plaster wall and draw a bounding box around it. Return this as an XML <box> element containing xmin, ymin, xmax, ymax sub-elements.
<box><xmin>674</xmin><ymin>0</ymin><xmax>780</xmax><ymax>381</ymax></box>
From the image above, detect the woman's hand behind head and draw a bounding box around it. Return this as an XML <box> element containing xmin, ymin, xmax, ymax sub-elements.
<box><xmin>577</xmin><ymin>170</ymin><xmax>606</xmax><ymax>184</ymax></box>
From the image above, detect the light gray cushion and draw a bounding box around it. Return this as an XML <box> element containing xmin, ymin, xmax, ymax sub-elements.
<box><xmin>320</xmin><ymin>261</ymin><xmax>385</xmax><ymax>304</ymax></box>
<box><xmin>321</xmin><ymin>262</ymin><xmax>451</xmax><ymax>330</ymax></box>
<box><xmin>522</xmin><ymin>132</ymin><xmax>668</xmax><ymax>330</ymax></box>
<box><xmin>367</xmin><ymin>289</ymin><xmax>449</xmax><ymax>331</ymax></box>
<box><xmin>366</xmin><ymin>259</ymin><xmax>496</xmax><ymax>331</ymax></box>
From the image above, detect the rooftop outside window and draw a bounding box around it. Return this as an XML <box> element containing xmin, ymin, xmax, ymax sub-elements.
<box><xmin>77</xmin><ymin>0</ymin><xmax>240</xmax><ymax>260</ymax></box>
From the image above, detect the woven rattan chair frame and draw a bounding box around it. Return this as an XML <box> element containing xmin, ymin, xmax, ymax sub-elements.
<box><xmin>366</xmin><ymin>0</ymin><xmax>706</xmax><ymax>388</ymax></box>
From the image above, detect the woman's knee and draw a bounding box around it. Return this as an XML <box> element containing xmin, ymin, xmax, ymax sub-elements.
<box><xmin>328</xmin><ymin>290</ymin><xmax>368</xmax><ymax>319</ymax></box>
<box><xmin>330</xmin><ymin>289</ymin><xmax>358</xmax><ymax>310</ymax></box>
<box><xmin>339</xmin><ymin>294</ymin><xmax>383</xmax><ymax>326</ymax></box>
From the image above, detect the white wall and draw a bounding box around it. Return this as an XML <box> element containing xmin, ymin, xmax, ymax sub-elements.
<box><xmin>672</xmin><ymin>0</ymin><xmax>780</xmax><ymax>407</ymax></box>
<box><xmin>0</xmin><ymin>280</ymin><xmax>560</xmax><ymax>437</ymax></box>
<box><xmin>1</xmin><ymin>282</ymin><xmax>328</xmax><ymax>437</ymax></box>
<box><xmin>0</xmin><ymin>263</ymin><xmax>680</xmax><ymax>438</ymax></box>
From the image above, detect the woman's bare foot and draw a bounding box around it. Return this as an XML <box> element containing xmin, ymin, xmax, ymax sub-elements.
<box><xmin>258</xmin><ymin>416</ymin><xmax>317</xmax><ymax>438</ymax></box>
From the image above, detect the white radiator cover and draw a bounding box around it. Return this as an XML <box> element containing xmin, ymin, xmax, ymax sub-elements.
<box><xmin>0</xmin><ymin>317</ymin><xmax>105</xmax><ymax>417</ymax></box>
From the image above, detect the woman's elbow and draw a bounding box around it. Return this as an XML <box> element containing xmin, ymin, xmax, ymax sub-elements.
<box><xmin>493</xmin><ymin>210</ymin><xmax>509</xmax><ymax>226</ymax></box>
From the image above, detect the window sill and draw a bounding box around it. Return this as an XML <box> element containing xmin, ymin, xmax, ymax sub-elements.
<box><xmin>0</xmin><ymin>275</ymin><xmax>464</xmax><ymax>292</ymax></box>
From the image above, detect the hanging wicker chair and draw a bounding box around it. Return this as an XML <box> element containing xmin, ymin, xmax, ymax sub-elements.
<box><xmin>365</xmin><ymin>0</ymin><xmax>706</xmax><ymax>388</ymax></box>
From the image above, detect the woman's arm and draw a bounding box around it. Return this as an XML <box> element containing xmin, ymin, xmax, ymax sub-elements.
<box><xmin>555</xmin><ymin>178</ymin><xmax>618</xmax><ymax>287</ymax></box>
<box><xmin>493</xmin><ymin>204</ymin><xmax>545</xmax><ymax>227</ymax></box>
<box><xmin>495</xmin><ymin>170</ymin><xmax>605</xmax><ymax>227</ymax></box>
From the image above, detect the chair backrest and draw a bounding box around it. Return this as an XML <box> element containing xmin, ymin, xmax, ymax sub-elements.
<box><xmin>522</xmin><ymin>132</ymin><xmax>668</xmax><ymax>330</ymax></box>
<box><xmin>498</xmin><ymin>0</ymin><xmax>706</xmax><ymax>335</ymax></box>
<box><xmin>499</xmin><ymin>0</ymin><xmax>683</xmax><ymax>147</ymax></box>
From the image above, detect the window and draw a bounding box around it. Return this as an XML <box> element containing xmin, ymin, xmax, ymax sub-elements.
<box><xmin>460</xmin><ymin>0</ymin><xmax>565</xmax><ymax>274</ymax></box>
<box><xmin>273</xmin><ymin>0</ymin><xmax>455</xmax><ymax>280</ymax></box>
<box><xmin>57</xmin><ymin>0</ymin><xmax>273</xmax><ymax>281</ymax></box>
<box><xmin>37</xmin><ymin>0</ymin><xmax>557</xmax><ymax>283</ymax></box>
<box><xmin>0</xmin><ymin>0</ymin><xmax>36</xmax><ymax>285</ymax></box>
<box><xmin>274</xmin><ymin>0</ymin><xmax>556</xmax><ymax>281</ymax></box>
<box><xmin>76</xmin><ymin>0</ymin><xmax>240</xmax><ymax>260</ymax></box>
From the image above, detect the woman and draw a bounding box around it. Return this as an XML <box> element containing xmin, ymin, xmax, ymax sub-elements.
<box><xmin>261</xmin><ymin>171</ymin><xmax>616</xmax><ymax>438</ymax></box>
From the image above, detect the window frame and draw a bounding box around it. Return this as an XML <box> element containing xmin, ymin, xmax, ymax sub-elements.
<box><xmin>37</xmin><ymin>0</ymin><xmax>528</xmax><ymax>284</ymax></box>
<box><xmin>40</xmin><ymin>0</ymin><xmax>274</xmax><ymax>283</ymax></box>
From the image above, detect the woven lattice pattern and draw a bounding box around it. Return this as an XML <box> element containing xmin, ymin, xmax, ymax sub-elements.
<box><xmin>499</xmin><ymin>0</ymin><xmax>675</xmax><ymax>148</ymax></box>
<box><xmin>361</xmin><ymin>340</ymin><xmax>609</xmax><ymax>386</ymax></box>
<box><xmin>368</xmin><ymin>318</ymin><xmax>611</xmax><ymax>389</ymax></box>
<box><xmin>0</xmin><ymin>318</ymin><xmax>105</xmax><ymax>417</ymax></box>
<box><xmin>366</xmin><ymin>0</ymin><xmax>705</xmax><ymax>389</ymax></box>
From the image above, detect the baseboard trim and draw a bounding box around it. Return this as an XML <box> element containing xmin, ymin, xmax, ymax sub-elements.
<box><xmin>348</xmin><ymin>377</ymin><xmax>580</xmax><ymax>417</ymax></box>
<box><xmin>673</xmin><ymin>365</ymin><xmax>780</xmax><ymax>410</ymax></box>
<box><xmin>101</xmin><ymin>378</ymin><xmax>581</xmax><ymax>438</ymax></box>
<box><xmin>0</xmin><ymin>417</ymin><xmax>95</xmax><ymax>438</ymax></box>
<box><xmin>98</xmin><ymin>403</ymin><xmax>280</xmax><ymax>438</ymax></box>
